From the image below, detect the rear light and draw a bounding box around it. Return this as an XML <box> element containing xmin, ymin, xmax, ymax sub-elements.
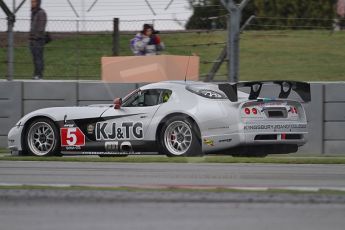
<box><xmin>244</xmin><ymin>108</ymin><xmax>251</xmax><ymax>115</ymax></box>
<box><xmin>244</xmin><ymin>107</ymin><xmax>259</xmax><ymax>115</ymax></box>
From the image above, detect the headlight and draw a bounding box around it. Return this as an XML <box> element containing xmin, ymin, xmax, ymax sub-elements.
<box><xmin>186</xmin><ymin>86</ymin><xmax>227</xmax><ymax>99</ymax></box>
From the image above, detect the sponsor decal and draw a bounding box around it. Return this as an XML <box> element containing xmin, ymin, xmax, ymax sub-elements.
<box><xmin>219</xmin><ymin>138</ymin><xmax>232</xmax><ymax>143</ymax></box>
<box><xmin>65</xmin><ymin>146</ymin><xmax>82</xmax><ymax>151</ymax></box>
<box><xmin>60</xmin><ymin>127</ymin><xmax>86</xmax><ymax>147</ymax></box>
<box><xmin>105</xmin><ymin>141</ymin><xmax>133</xmax><ymax>153</ymax></box>
<box><xmin>63</xmin><ymin>124</ymin><xmax>75</xmax><ymax>128</ymax></box>
<box><xmin>256</xmin><ymin>102</ymin><xmax>287</xmax><ymax>107</ymax></box>
<box><xmin>81</xmin><ymin>151</ymin><xmax>142</xmax><ymax>155</ymax></box>
<box><xmin>96</xmin><ymin>122</ymin><xmax>143</xmax><ymax>141</ymax></box>
<box><xmin>244</xmin><ymin>124</ymin><xmax>306</xmax><ymax>131</ymax></box>
<box><xmin>203</xmin><ymin>138</ymin><xmax>214</xmax><ymax>147</ymax></box>
<box><xmin>87</xmin><ymin>124</ymin><xmax>95</xmax><ymax>134</ymax></box>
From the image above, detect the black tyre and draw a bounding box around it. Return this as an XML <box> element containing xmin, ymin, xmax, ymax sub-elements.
<box><xmin>159</xmin><ymin>116</ymin><xmax>202</xmax><ymax>157</ymax></box>
<box><xmin>24</xmin><ymin>118</ymin><xmax>61</xmax><ymax>157</ymax></box>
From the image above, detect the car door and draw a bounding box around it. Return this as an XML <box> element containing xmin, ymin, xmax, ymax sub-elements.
<box><xmin>96</xmin><ymin>89</ymin><xmax>164</xmax><ymax>153</ymax></box>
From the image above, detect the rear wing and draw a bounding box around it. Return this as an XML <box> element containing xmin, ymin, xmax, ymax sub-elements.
<box><xmin>218</xmin><ymin>81</ymin><xmax>311</xmax><ymax>103</ymax></box>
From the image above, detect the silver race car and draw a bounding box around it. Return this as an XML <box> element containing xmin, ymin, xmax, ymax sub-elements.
<box><xmin>8</xmin><ymin>81</ymin><xmax>310</xmax><ymax>157</ymax></box>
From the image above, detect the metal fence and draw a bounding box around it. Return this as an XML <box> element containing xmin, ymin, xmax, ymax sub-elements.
<box><xmin>1</xmin><ymin>17</ymin><xmax>345</xmax><ymax>81</ymax></box>
<box><xmin>0</xmin><ymin>17</ymin><xmax>227</xmax><ymax>80</ymax></box>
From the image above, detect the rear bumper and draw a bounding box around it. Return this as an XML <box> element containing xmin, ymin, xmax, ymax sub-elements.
<box><xmin>202</xmin><ymin>132</ymin><xmax>307</xmax><ymax>153</ymax></box>
<box><xmin>202</xmin><ymin>122</ymin><xmax>308</xmax><ymax>153</ymax></box>
<box><xmin>242</xmin><ymin>122</ymin><xmax>308</xmax><ymax>146</ymax></box>
<box><xmin>243</xmin><ymin>132</ymin><xmax>307</xmax><ymax>146</ymax></box>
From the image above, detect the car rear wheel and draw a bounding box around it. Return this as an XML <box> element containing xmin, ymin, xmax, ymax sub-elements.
<box><xmin>24</xmin><ymin>118</ymin><xmax>61</xmax><ymax>157</ymax></box>
<box><xmin>159</xmin><ymin>116</ymin><xmax>202</xmax><ymax>157</ymax></box>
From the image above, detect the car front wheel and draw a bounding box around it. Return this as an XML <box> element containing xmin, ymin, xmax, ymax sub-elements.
<box><xmin>24</xmin><ymin>118</ymin><xmax>61</xmax><ymax>157</ymax></box>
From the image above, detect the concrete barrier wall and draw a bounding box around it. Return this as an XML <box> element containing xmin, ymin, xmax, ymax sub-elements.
<box><xmin>323</xmin><ymin>84</ymin><xmax>345</xmax><ymax>154</ymax></box>
<box><xmin>23</xmin><ymin>82</ymin><xmax>78</xmax><ymax>114</ymax></box>
<box><xmin>0</xmin><ymin>82</ymin><xmax>22</xmax><ymax>148</ymax></box>
<box><xmin>0</xmin><ymin>80</ymin><xmax>344</xmax><ymax>155</ymax></box>
<box><xmin>77</xmin><ymin>82</ymin><xmax>137</xmax><ymax>106</ymax></box>
<box><xmin>301</xmin><ymin>84</ymin><xmax>324</xmax><ymax>154</ymax></box>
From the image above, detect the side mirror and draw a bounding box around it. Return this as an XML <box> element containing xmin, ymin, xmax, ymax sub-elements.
<box><xmin>114</xmin><ymin>98</ymin><xmax>122</xmax><ymax>110</ymax></box>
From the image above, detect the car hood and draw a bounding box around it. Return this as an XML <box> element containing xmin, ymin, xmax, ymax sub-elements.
<box><xmin>17</xmin><ymin>106</ymin><xmax>111</xmax><ymax>125</ymax></box>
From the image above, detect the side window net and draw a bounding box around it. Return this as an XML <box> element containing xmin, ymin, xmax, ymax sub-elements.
<box><xmin>123</xmin><ymin>89</ymin><xmax>171</xmax><ymax>107</ymax></box>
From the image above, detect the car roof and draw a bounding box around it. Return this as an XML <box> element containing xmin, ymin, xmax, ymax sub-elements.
<box><xmin>140</xmin><ymin>81</ymin><xmax>249</xmax><ymax>100</ymax></box>
<box><xmin>140</xmin><ymin>81</ymin><xmax>214</xmax><ymax>90</ymax></box>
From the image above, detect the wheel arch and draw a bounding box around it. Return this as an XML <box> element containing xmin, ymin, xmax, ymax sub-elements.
<box><xmin>155</xmin><ymin>112</ymin><xmax>201</xmax><ymax>143</ymax></box>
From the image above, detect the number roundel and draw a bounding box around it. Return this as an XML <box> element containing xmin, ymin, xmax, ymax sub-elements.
<box><xmin>60</xmin><ymin>127</ymin><xmax>85</xmax><ymax>146</ymax></box>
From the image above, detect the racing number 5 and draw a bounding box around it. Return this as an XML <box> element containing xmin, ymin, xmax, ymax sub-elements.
<box><xmin>60</xmin><ymin>127</ymin><xmax>85</xmax><ymax>146</ymax></box>
<box><xmin>66</xmin><ymin>128</ymin><xmax>77</xmax><ymax>145</ymax></box>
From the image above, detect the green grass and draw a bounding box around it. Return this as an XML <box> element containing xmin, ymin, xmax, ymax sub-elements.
<box><xmin>240</xmin><ymin>30</ymin><xmax>345</xmax><ymax>81</ymax></box>
<box><xmin>0</xmin><ymin>148</ymin><xmax>7</xmax><ymax>155</ymax></box>
<box><xmin>1</xmin><ymin>154</ymin><xmax>345</xmax><ymax>164</ymax></box>
<box><xmin>2</xmin><ymin>30</ymin><xmax>345</xmax><ymax>81</ymax></box>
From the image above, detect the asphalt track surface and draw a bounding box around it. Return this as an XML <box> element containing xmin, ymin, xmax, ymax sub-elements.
<box><xmin>1</xmin><ymin>161</ymin><xmax>345</xmax><ymax>230</ymax></box>
<box><xmin>0</xmin><ymin>161</ymin><xmax>345</xmax><ymax>189</ymax></box>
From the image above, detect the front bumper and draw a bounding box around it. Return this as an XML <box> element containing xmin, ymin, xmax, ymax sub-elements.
<box><xmin>8</xmin><ymin>125</ymin><xmax>24</xmax><ymax>153</ymax></box>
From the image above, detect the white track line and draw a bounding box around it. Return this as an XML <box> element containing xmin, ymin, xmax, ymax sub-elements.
<box><xmin>1</xmin><ymin>183</ymin><xmax>345</xmax><ymax>192</ymax></box>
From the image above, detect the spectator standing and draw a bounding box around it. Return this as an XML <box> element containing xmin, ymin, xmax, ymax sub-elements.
<box><xmin>130</xmin><ymin>24</ymin><xmax>164</xmax><ymax>56</ymax></box>
<box><xmin>29</xmin><ymin>0</ymin><xmax>47</xmax><ymax>80</ymax></box>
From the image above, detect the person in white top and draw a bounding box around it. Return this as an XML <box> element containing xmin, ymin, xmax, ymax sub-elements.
<box><xmin>130</xmin><ymin>24</ymin><xmax>165</xmax><ymax>56</ymax></box>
